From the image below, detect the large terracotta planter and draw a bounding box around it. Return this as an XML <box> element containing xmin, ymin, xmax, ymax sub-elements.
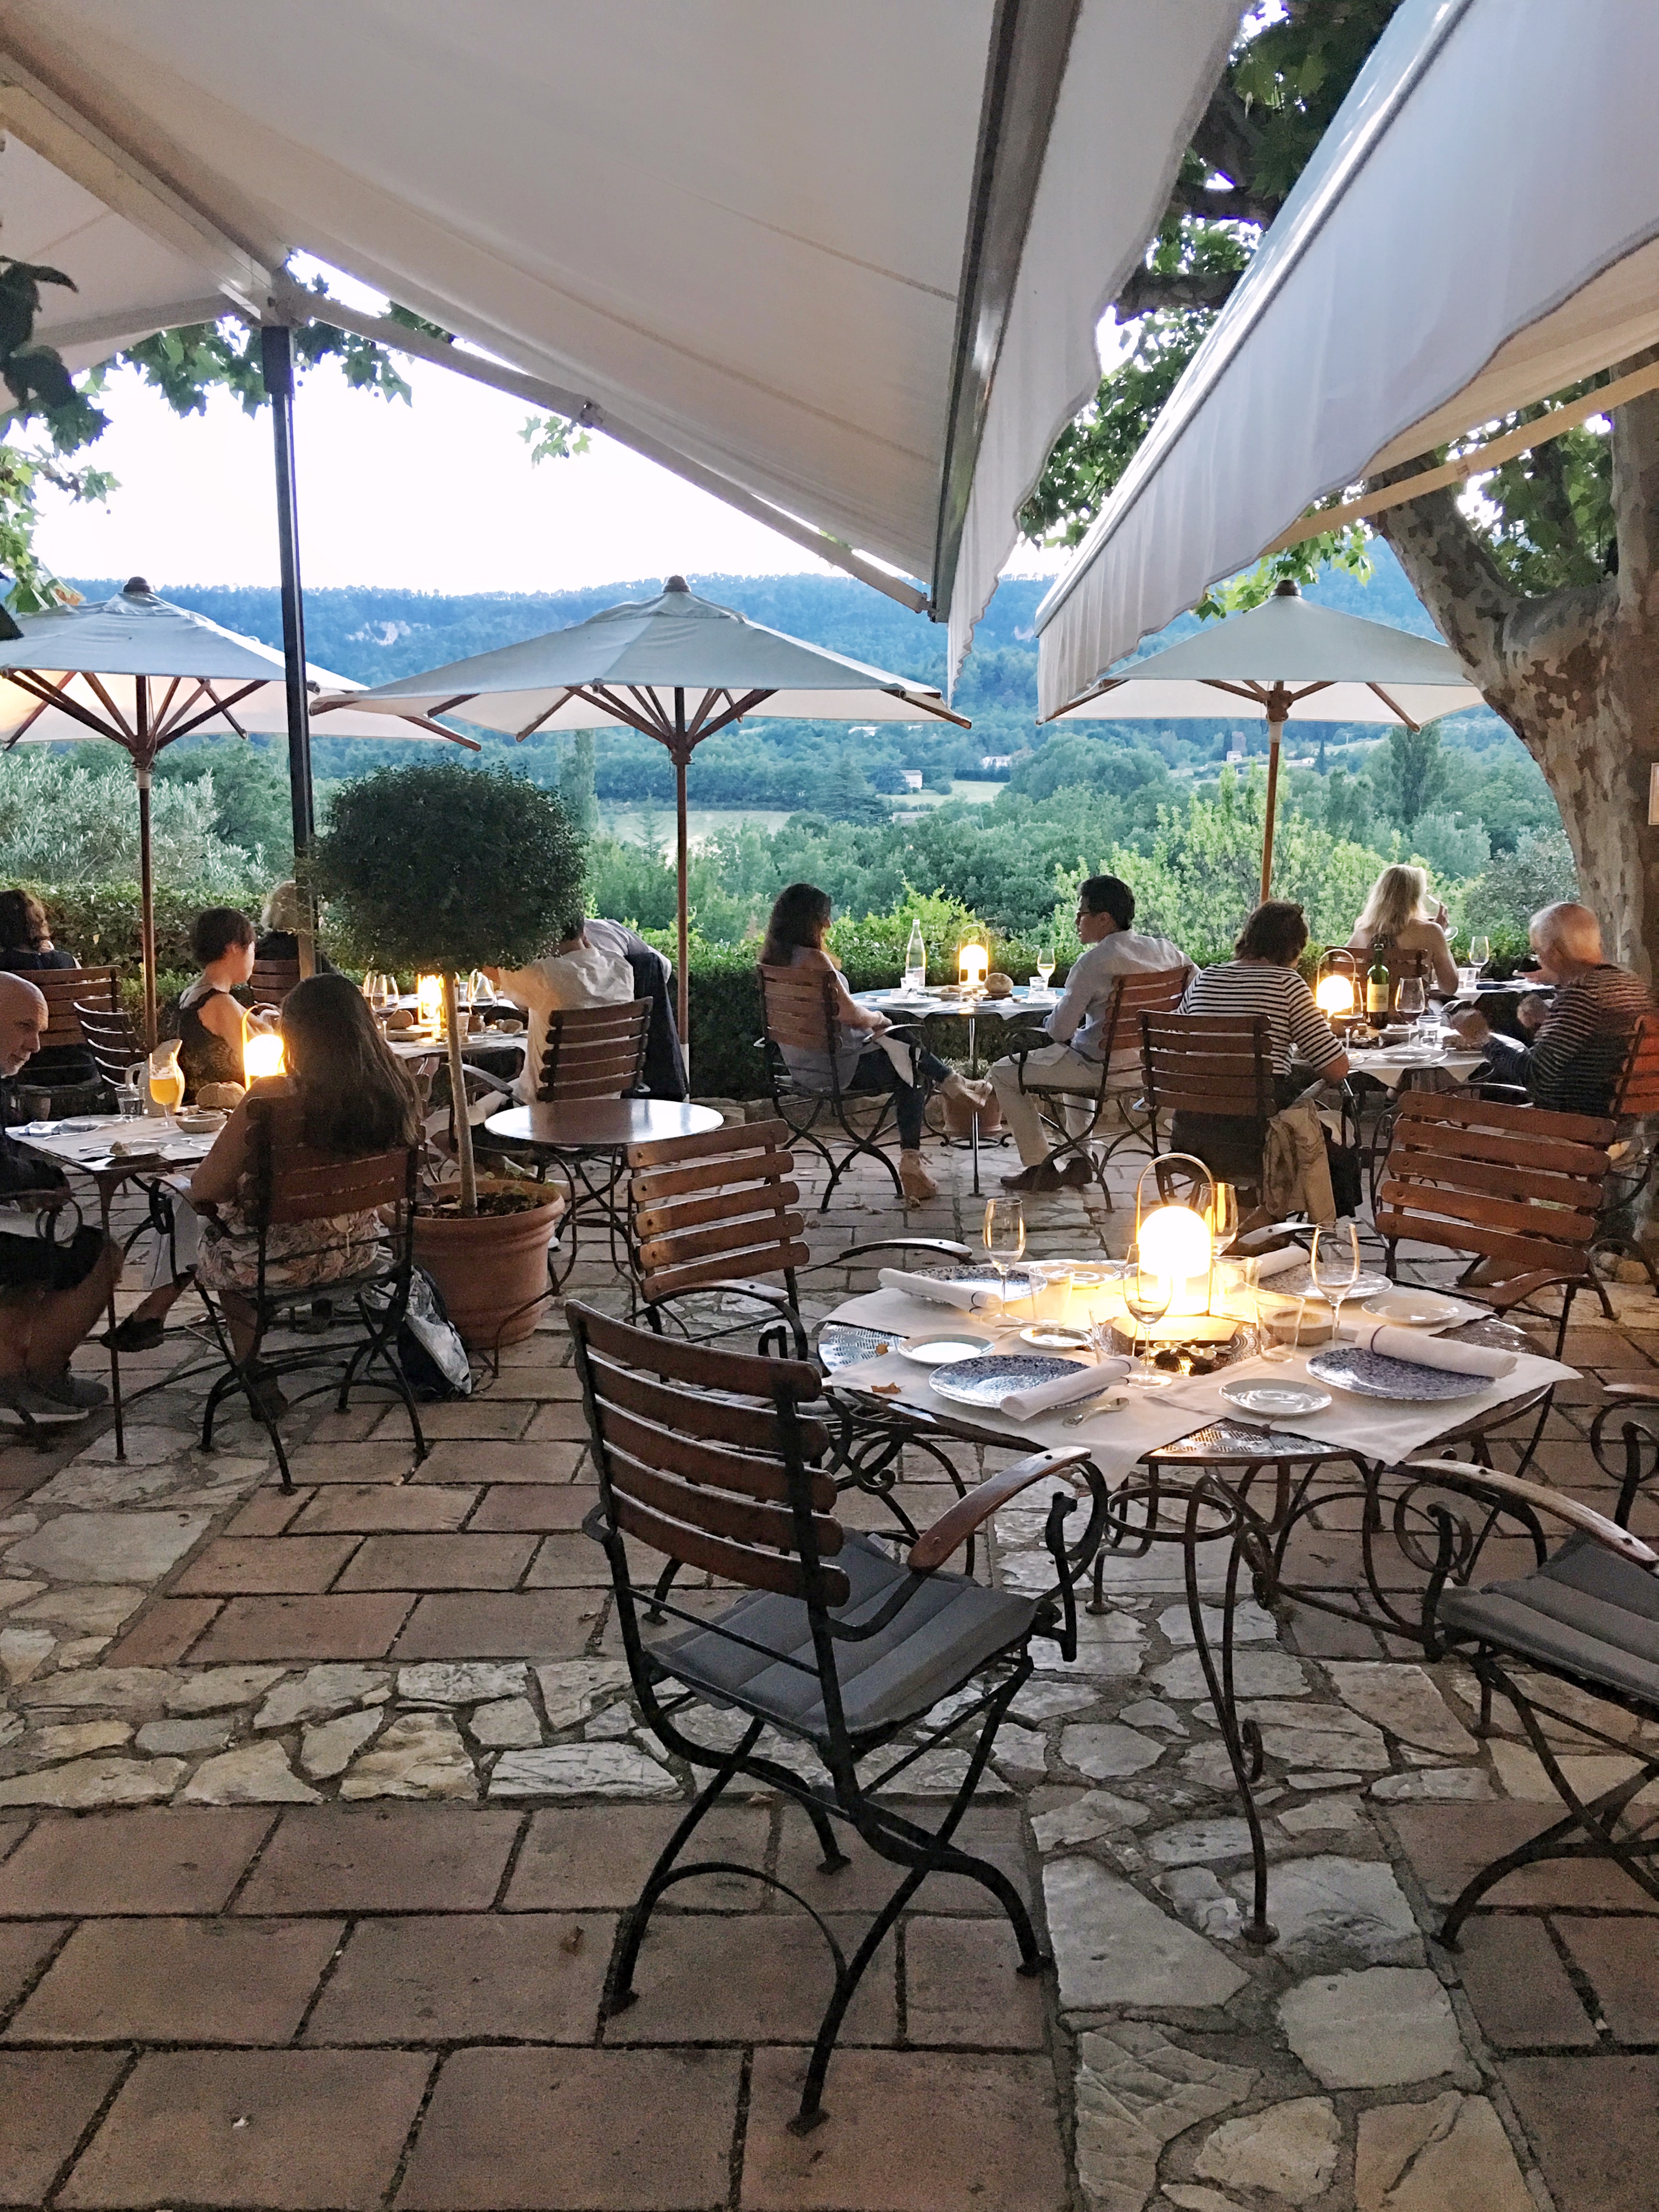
<box><xmin>939</xmin><ymin>1087</ymin><xmax>1003</xmax><ymax>1140</ymax></box>
<box><xmin>413</xmin><ymin>1182</ymin><xmax>566</xmax><ymax>1350</ymax></box>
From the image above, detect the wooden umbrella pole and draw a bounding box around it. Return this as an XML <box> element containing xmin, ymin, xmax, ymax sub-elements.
<box><xmin>674</xmin><ymin>687</ymin><xmax>691</xmax><ymax>1085</ymax></box>
<box><xmin>136</xmin><ymin>764</ymin><xmax>157</xmax><ymax>1048</ymax></box>
<box><xmin>1260</xmin><ymin>703</ymin><xmax>1287</xmax><ymax>904</ymax></box>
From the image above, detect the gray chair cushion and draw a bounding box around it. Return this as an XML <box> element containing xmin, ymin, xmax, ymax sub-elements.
<box><xmin>652</xmin><ymin>1530</ymin><xmax>1039</xmax><ymax>1739</ymax></box>
<box><xmin>1438</xmin><ymin>1532</ymin><xmax>1659</xmax><ymax>1707</ymax></box>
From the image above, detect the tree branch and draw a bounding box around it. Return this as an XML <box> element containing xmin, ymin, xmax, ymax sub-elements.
<box><xmin>1164</xmin><ymin>177</ymin><xmax>1280</xmax><ymax>228</ymax></box>
<box><xmin>1611</xmin><ymin>349</ymin><xmax>1659</xmax><ymax>619</ymax></box>
<box><xmin>1374</xmin><ymin>472</ymin><xmax>1523</xmax><ymax>703</ymax></box>
<box><xmin>1113</xmin><ymin>265</ymin><xmax>1244</xmax><ymax>319</ymax></box>
<box><xmin>1189</xmin><ymin>84</ymin><xmax>1266</xmax><ymax>207</ymax></box>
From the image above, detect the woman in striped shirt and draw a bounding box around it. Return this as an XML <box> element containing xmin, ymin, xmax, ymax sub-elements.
<box><xmin>1172</xmin><ymin>904</ymin><xmax>1350</xmax><ymax>1175</ymax></box>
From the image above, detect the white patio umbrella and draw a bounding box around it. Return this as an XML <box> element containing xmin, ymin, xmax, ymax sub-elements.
<box><xmin>1051</xmin><ymin>583</ymin><xmax>1482</xmax><ymax>897</ymax></box>
<box><xmin>0</xmin><ymin>577</ymin><xmax>475</xmax><ymax>1043</ymax></box>
<box><xmin>338</xmin><ymin>576</ymin><xmax>969</xmax><ymax>1057</ymax></box>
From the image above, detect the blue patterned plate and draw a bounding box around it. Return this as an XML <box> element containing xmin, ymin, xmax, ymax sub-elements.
<box><xmin>929</xmin><ymin>1353</ymin><xmax>1086</xmax><ymax>1408</ymax></box>
<box><xmin>816</xmin><ymin>1323</ymin><xmax>898</xmax><ymax>1372</ymax></box>
<box><xmin>921</xmin><ymin>1263</ymin><xmax>1041</xmax><ymax>1307</ymax></box>
<box><xmin>1305</xmin><ymin>1346</ymin><xmax>1489</xmax><ymax>1402</ymax></box>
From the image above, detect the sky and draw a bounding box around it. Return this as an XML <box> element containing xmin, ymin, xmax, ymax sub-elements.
<box><xmin>32</xmin><ymin>317</ymin><xmax>1070</xmax><ymax>600</ymax></box>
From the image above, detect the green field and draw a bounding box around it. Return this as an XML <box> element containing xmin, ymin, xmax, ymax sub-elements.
<box><xmin>597</xmin><ymin>782</ymin><xmax>1003</xmax><ymax>852</ymax></box>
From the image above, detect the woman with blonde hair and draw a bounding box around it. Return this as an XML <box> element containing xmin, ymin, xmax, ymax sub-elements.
<box><xmin>1347</xmin><ymin>864</ymin><xmax>1457</xmax><ymax>994</ymax></box>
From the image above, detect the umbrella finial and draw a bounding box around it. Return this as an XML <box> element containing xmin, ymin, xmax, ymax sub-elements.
<box><xmin>1272</xmin><ymin>578</ymin><xmax>1300</xmax><ymax>598</ymax></box>
<box><xmin>122</xmin><ymin>576</ymin><xmax>153</xmax><ymax>597</ymax></box>
<box><xmin>663</xmin><ymin>575</ymin><xmax>690</xmax><ymax>594</ymax></box>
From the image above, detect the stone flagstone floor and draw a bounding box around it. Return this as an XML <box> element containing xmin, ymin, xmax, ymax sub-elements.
<box><xmin>0</xmin><ymin>1116</ymin><xmax>1656</xmax><ymax>2208</ymax></box>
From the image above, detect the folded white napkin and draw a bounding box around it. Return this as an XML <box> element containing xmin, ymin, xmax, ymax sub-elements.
<box><xmin>1002</xmin><ymin>1356</ymin><xmax>1131</xmax><ymax>1419</ymax></box>
<box><xmin>877</xmin><ymin>1268</ymin><xmax>984</xmax><ymax>1312</ymax></box>
<box><xmin>1248</xmin><ymin>1245</ymin><xmax>1308</xmax><ymax>1284</ymax></box>
<box><xmin>1339</xmin><ymin>1318</ymin><xmax>1516</xmax><ymax>1379</ymax></box>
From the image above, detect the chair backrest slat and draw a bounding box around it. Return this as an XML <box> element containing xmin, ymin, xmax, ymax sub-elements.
<box><xmin>247</xmin><ymin>1105</ymin><xmax>416</xmax><ymax>1226</ymax></box>
<box><xmin>249</xmin><ymin>957</ymin><xmax>302</xmax><ymax>1006</ymax></box>
<box><xmin>1141</xmin><ymin>1013</ymin><xmax>1274</xmax><ymax>1120</ymax></box>
<box><xmin>759</xmin><ymin>964</ymin><xmax>838</xmax><ymax>1054</ymax></box>
<box><xmin>1375</xmin><ymin>1090</ymin><xmax>1613</xmax><ymax>1280</ymax></box>
<box><xmin>1613</xmin><ymin>1011</ymin><xmax>1659</xmax><ymax>1118</ymax></box>
<box><xmin>571</xmin><ymin>1301</ymin><xmax>848</xmax><ymax>1606</ymax></box>
<box><xmin>627</xmin><ymin>1120</ymin><xmax>804</xmax><ymax>1306</ymax></box>
<box><xmin>75</xmin><ymin>1001</ymin><xmax>142</xmax><ymax>1085</ymax></box>
<box><xmin>34</xmin><ymin>966</ymin><xmax>118</xmax><ymax>1049</ymax></box>
<box><xmin>538</xmin><ymin>1000</ymin><xmax>649</xmax><ymax>1103</ymax></box>
<box><xmin>1092</xmin><ymin>965</ymin><xmax>1190</xmax><ymax>1063</ymax></box>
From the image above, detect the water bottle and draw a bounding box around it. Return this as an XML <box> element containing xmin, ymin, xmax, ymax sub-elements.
<box><xmin>904</xmin><ymin>920</ymin><xmax>926</xmax><ymax>996</ymax></box>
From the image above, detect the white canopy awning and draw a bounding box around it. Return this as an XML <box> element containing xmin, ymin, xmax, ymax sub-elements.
<box><xmin>1035</xmin><ymin>0</ymin><xmax>1659</xmax><ymax>719</ymax></box>
<box><xmin>0</xmin><ymin>0</ymin><xmax>1237</xmax><ymax>642</ymax></box>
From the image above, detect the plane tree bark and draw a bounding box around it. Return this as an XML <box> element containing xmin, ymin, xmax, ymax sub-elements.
<box><xmin>1378</xmin><ymin>368</ymin><xmax>1659</xmax><ymax>979</ymax></box>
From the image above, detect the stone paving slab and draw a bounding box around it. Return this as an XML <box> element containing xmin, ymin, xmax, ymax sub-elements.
<box><xmin>0</xmin><ymin>1140</ymin><xmax>1656</xmax><ymax>2207</ymax></box>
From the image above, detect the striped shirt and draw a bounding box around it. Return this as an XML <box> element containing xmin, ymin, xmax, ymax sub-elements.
<box><xmin>1178</xmin><ymin>961</ymin><xmax>1345</xmax><ymax>1076</ymax></box>
<box><xmin>1485</xmin><ymin>964</ymin><xmax>1651</xmax><ymax>1116</ymax></box>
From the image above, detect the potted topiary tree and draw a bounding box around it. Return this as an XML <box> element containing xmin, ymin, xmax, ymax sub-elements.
<box><xmin>310</xmin><ymin>759</ymin><xmax>585</xmax><ymax>1345</ymax></box>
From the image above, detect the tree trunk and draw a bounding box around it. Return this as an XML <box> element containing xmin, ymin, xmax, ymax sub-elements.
<box><xmin>1378</xmin><ymin>370</ymin><xmax>1659</xmax><ymax>983</ymax></box>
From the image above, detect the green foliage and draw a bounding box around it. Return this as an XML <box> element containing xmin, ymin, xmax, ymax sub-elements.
<box><xmin>155</xmin><ymin>742</ymin><xmax>294</xmax><ymax>871</ymax></box>
<box><xmin>521</xmin><ymin>411</ymin><xmax>592</xmax><ymax>465</ymax></box>
<box><xmin>557</xmin><ymin>731</ymin><xmax>600</xmax><ymax>836</ymax></box>
<box><xmin>1374</xmin><ymin>719</ymin><xmax>1450</xmax><ymax>831</ymax></box>
<box><xmin>1457</xmin><ymin>830</ymin><xmax>1579</xmax><ymax>948</ymax></box>
<box><xmin>0</xmin><ymin>748</ymin><xmax>260</xmax><ymax>893</ymax></box>
<box><xmin>309</xmin><ymin>759</ymin><xmax>585</xmax><ymax>974</ymax></box>
<box><xmin>1194</xmin><ymin>524</ymin><xmax>1373</xmax><ymax>619</ymax></box>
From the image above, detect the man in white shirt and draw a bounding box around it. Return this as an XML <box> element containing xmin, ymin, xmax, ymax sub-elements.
<box><xmin>989</xmin><ymin>875</ymin><xmax>1189</xmax><ymax>1190</ymax></box>
<box><xmin>483</xmin><ymin>918</ymin><xmax>635</xmax><ymax>1103</ymax></box>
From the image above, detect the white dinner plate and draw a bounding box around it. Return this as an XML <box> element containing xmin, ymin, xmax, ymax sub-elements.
<box><xmin>1218</xmin><ymin>1379</ymin><xmax>1333</xmax><ymax>1418</ymax></box>
<box><xmin>899</xmin><ymin>1330</ymin><xmax>997</xmax><ymax>1367</ymax></box>
<box><xmin>1359</xmin><ymin>1288</ymin><xmax>1466</xmax><ymax>1327</ymax></box>
<box><xmin>1019</xmin><ymin>1322</ymin><xmax>1092</xmax><ymax>1352</ymax></box>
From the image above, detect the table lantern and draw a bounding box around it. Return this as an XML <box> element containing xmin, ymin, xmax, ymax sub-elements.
<box><xmin>1132</xmin><ymin>1155</ymin><xmax>1215</xmax><ymax>1317</ymax></box>
<box><xmin>244</xmin><ymin>1030</ymin><xmax>285</xmax><ymax>1080</ymax></box>
<box><xmin>416</xmin><ymin>974</ymin><xmax>444</xmax><ymax>1028</ymax></box>
<box><xmin>1314</xmin><ymin>947</ymin><xmax>1359</xmax><ymax>1020</ymax></box>
<box><xmin>958</xmin><ymin>940</ymin><xmax>989</xmax><ymax>995</ymax></box>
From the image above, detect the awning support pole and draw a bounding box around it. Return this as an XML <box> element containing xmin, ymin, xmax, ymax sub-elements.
<box><xmin>262</xmin><ymin>321</ymin><xmax>317</xmax><ymax>979</ymax></box>
<box><xmin>135</xmin><ymin>678</ymin><xmax>156</xmax><ymax>1049</ymax></box>
<box><xmin>673</xmin><ymin>687</ymin><xmax>691</xmax><ymax>1085</ymax></box>
<box><xmin>1260</xmin><ymin>695</ymin><xmax>1288</xmax><ymax>903</ymax></box>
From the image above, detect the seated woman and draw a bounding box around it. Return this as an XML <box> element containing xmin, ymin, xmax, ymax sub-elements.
<box><xmin>759</xmin><ymin>882</ymin><xmax>990</xmax><ymax>1205</ymax></box>
<box><xmin>254</xmin><ymin>880</ymin><xmax>334</xmax><ymax>974</ymax></box>
<box><xmin>1174</xmin><ymin>901</ymin><xmax>1349</xmax><ymax>1181</ymax></box>
<box><xmin>0</xmin><ymin>888</ymin><xmax>95</xmax><ymax>1088</ymax></box>
<box><xmin>1346</xmin><ymin>864</ymin><xmax>1458</xmax><ymax>996</ymax></box>
<box><xmin>110</xmin><ymin>973</ymin><xmax>419</xmax><ymax>1391</ymax></box>
<box><xmin>176</xmin><ymin>906</ymin><xmax>278</xmax><ymax>1101</ymax></box>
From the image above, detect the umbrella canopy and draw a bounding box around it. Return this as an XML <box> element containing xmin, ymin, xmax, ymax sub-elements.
<box><xmin>1036</xmin><ymin>0</ymin><xmax>1659</xmax><ymax>716</ymax></box>
<box><xmin>341</xmin><ymin>577</ymin><xmax>969</xmax><ymax>1058</ymax></box>
<box><xmin>1052</xmin><ymin>584</ymin><xmax>1482</xmax><ymax>896</ymax></box>
<box><xmin>0</xmin><ymin>0</ymin><xmax>1239</xmax><ymax>643</ymax></box>
<box><xmin>0</xmin><ymin>578</ymin><xmax>475</xmax><ymax>1042</ymax></box>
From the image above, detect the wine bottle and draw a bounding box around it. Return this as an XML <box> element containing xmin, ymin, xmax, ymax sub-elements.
<box><xmin>1365</xmin><ymin>952</ymin><xmax>1390</xmax><ymax>1018</ymax></box>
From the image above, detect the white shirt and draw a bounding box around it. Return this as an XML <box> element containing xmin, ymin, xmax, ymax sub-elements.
<box><xmin>495</xmin><ymin>932</ymin><xmax>634</xmax><ymax>1101</ymax></box>
<box><xmin>1050</xmin><ymin>930</ymin><xmax>1189</xmax><ymax>1065</ymax></box>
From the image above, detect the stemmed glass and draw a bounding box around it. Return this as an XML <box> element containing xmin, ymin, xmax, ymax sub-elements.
<box><xmin>983</xmin><ymin>1197</ymin><xmax>1026</xmax><ymax>1316</ymax></box>
<box><xmin>1311</xmin><ymin>1221</ymin><xmax>1362</xmax><ymax>1348</ymax></box>
<box><xmin>1469</xmin><ymin>935</ymin><xmax>1491</xmax><ymax>976</ymax></box>
<box><xmin>1119</xmin><ymin>1243</ymin><xmax>1172</xmax><ymax>1386</ymax></box>
<box><xmin>1036</xmin><ymin>942</ymin><xmax>1056</xmax><ymax>994</ymax></box>
<box><xmin>1395</xmin><ymin>975</ymin><xmax>1425</xmax><ymax>1023</ymax></box>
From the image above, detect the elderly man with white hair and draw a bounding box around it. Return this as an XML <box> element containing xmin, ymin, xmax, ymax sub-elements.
<box><xmin>1449</xmin><ymin>902</ymin><xmax>1651</xmax><ymax>1116</ymax></box>
<box><xmin>0</xmin><ymin>972</ymin><xmax>117</xmax><ymax>1421</ymax></box>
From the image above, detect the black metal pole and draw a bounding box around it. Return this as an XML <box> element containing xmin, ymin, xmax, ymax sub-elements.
<box><xmin>262</xmin><ymin>321</ymin><xmax>316</xmax><ymax>976</ymax></box>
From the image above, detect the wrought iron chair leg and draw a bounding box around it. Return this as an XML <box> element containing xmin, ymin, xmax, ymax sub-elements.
<box><xmin>605</xmin><ymin>1723</ymin><xmax>761</xmax><ymax>2015</ymax></box>
<box><xmin>804</xmin><ymin>1794</ymin><xmax>851</xmax><ymax>1874</ymax></box>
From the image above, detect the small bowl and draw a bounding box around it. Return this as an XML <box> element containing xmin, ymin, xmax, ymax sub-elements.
<box><xmin>1361</xmin><ymin>1288</ymin><xmax>1464</xmax><ymax>1327</ymax></box>
<box><xmin>174</xmin><ymin>1110</ymin><xmax>224</xmax><ymax>1136</ymax></box>
<box><xmin>900</xmin><ymin>1329</ymin><xmax>996</xmax><ymax>1367</ymax></box>
<box><xmin>1019</xmin><ymin>1322</ymin><xmax>1092</xmax><ymax>1353</ymax></box>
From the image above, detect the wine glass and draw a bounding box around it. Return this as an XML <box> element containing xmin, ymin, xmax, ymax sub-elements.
<box><xmin>1469</xmin><ymin>935</ymin><xmax>1491</xmax><ymax>975</ymax></box>
<box><xmin>983</xmin><ymin>1197</ymin><xmax>1026</xmax><ymax>1314</ymax></box>
<box><xmin>1395</xmin><ymin>975</ymin><xmax>1426</xmax><ymax>1024</ymax></box>
<box><xmin>1311</xmin><ymin>1221</ymin><xmax>1362</xmax><ymax>1346</ymax></box>
<box><xmin>1120</xmin><ymin>1244</ymin><xmax>1172</xmax><ymax>1386</ymax></box>
<box><xmin>1036</xmin><ymin>942</ymin><xmax>1056</xmax><ymax>994</ymax></box>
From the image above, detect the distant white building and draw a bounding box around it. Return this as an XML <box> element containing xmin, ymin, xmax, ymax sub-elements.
<box><xmin>900</xmin><ymin>768</ymin><xmax>924</xmax><ymax>791</ymax></box>
<box><xmin>1225</xmin><ymin>748</ymin><xmax>1245</xmax><ymax>764</ymax></box>
<box><xmin>980</xmin><ymin>754</ymin><xmax>1015</xmax><ymax>771</ymax></box>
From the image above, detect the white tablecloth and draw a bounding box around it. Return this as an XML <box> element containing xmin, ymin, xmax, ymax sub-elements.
<box><xmin>5</xmin><ymin>1116</ymin><xmax>214</xmax><ymax>1172</ymax></box>
<box><xmin>1347</xmin><ymin>1047</ymin><xmax>1483</xmax><ymax>1091</ymax></box>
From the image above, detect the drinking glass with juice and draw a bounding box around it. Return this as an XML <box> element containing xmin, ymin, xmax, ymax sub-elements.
<box><xmin>148</xmin><ymin>1040</ymin><xmax>185</xmax><ymax>1113</ymax></box>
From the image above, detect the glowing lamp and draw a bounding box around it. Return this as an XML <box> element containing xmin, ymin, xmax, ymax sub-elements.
<box><xmin>1314</xmin><ymin>948</ymin><xmax>1360</xmax><ymax>1023</ymax></box>
<box><xmin>416</xmin><ymin>974</ymin><xmax>444</xmax><ymax>1028</ymax></box>
<box><xmin>958</xmin><ymin>941</ymin><xmax>989</xmax><ymax>993</ymax></box>
<box><xmin>244</xmin><ymin>1030</ymin><xmax>285</xmax><ymax>1080</ymax></box>
<box><xmin>1133</xmin><ymin>1154</ymin><xmax>1216</xmax><ymax>1318</ymax></box>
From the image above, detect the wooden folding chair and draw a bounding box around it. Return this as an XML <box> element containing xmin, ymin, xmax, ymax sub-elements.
<box><xmin>1374</xmin><ymin>1088</ymin><xmax>1616</xmax><ymax>1357</ymax></box>
<box><xmin>758</xmin><ymin>963</ymin><xmax>907</xmax><ymax>1207</ymax></box>
<box><xmin>536</xmin><ymin>999</ymin><xmax>650</xmax><ymax>1102</ymax></box>
<box><xmin>1140</xmin><ymin>1012</ymin><xmax>1277</xmax><ymax>1194</ymax></box>
<box><xmin>1591</xmin><ymin>1010</ymin><xmax>1659</xmax><ymax>1287</ymax></box>
<box><xmin>568</xmin><ymin>1300</ymin><xmax>1107</xmax><ymax>2131</ymax></box>
<box><xmin>1002</xmin><ymin>965</ymin><xmax>1188</xmax><ymax>1201</ymax></box>
<box><xmin>75</xmin><ymin>998</ymin><xmax>142</xmax><ymax>1090</ymax></box>
<box><xmin>248</xmin><ymin>956</ymin><xmax>302</xmax><ymax>1006</ymax></box>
